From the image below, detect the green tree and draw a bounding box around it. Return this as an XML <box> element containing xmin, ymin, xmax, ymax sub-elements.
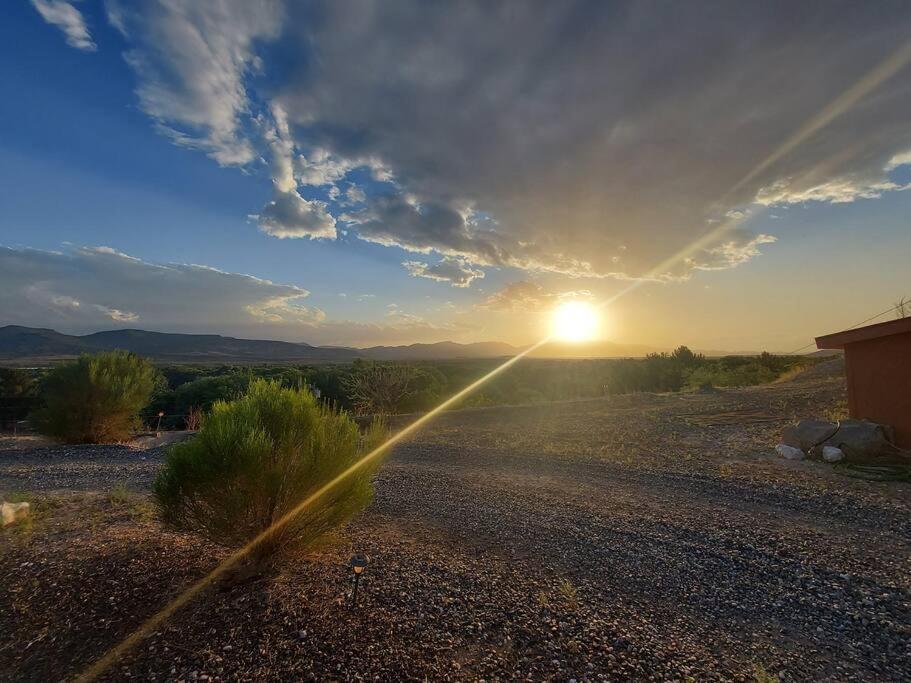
<box><xmin>154</xmin><ymin>380</ymin><xmax>388</xmax><ymax>563</ymax></box>
<box><xmin>32</xmin><ymin>351</ymin><xmax>159</xmax><ymax>443</ymax></box>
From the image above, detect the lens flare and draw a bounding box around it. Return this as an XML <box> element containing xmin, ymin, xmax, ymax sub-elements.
<box><xmin>76</xmin><ymin>38</ymin><xmax>911</xmax><ymax>683</ymax></box>
<box><xmin>551</xmin><ymin>301</ymin><xmax>599</xmax><ymax>342</ymax></box>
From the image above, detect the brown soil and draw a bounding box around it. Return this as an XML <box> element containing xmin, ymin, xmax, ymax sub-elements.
<box><xmin>2</xmin><ymin>372</ymin><xmax>908</xmax><ymax>681</ymax></box>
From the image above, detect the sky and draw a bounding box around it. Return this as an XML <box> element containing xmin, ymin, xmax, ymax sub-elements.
<box><xmin>2</xmin><ymin>0</ymin><xmax>910</xmax><ymax>351</ymax></box>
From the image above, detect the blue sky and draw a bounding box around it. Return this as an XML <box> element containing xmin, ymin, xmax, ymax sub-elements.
<box><xmin>0</xmin><ymin>1</ymin><xmax>491</xmax><ymax>337</ymax></box>
<box><xmin>2</xmin><ymin>1</ymin><xmax>910</xmax><ymax>350</ymax></box>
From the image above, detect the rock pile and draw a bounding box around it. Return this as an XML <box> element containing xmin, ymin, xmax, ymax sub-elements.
<box><xmin>778</xmin><ymin>418</ymin><xmax>897</xmax><ymax>462</ymax></box>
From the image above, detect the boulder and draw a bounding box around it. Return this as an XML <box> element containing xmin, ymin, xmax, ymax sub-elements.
<box><xmin>782</xmin><ymin>419</ymin><xmax>894</xmax><ymax>461</ymax></box>
<box><xmin>782</xmin><ymin>420</ymin><xmax>839</xmax><ymax>452</ymax></box>
<box><xmin>1</xmin><ymin>501</ymin><xmax>30</xmax><ymax>527</ymax></box>
<box><xmin>828</xmin><ymin>420</ymin><xmax>895</xmax><ymax>460</ymax></box>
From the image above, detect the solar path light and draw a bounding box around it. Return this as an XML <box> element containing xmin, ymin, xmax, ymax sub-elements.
<box><xmin>156</xmin><ymin>411</ymin><xmax>165</xmax><ymax>434</ymax></box>
<box><xmin>349</xmin><ymin>553</ymin><xmax>369</xmax><ymax>607</ymax></box>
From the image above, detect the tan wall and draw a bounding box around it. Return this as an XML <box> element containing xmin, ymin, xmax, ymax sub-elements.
<box><xmin>844</xmin><ymin>331</ymin><xmax>911</xmax><ymax>448</ymax></box>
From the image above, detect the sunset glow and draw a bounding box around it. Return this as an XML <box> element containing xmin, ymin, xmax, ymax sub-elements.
<box><xmin>551</xmin><ymin>301</ymin><xmax>600</xmax><ymax>342</ymax></box>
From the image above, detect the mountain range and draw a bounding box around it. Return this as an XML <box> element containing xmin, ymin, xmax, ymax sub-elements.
<box><xmin>0</xmin><ymin>325</ymin><xmax>763</xmax><ymax>364</ymax></box>
<box><xmin>0</xmin><ymin>326</ymin><xmax>529</xmax><ymax>363</ymax></box>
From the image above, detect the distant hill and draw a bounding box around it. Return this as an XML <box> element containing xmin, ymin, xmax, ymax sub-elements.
<box><xmin>0</xmin><ymin>326</ymin><xmax>354</xmax><ymax>363</ymax></box>
<box><xmin>528</xmin><ymin>339</ymin><xmax>659</xmax><ymax>359</ymax></box>
<box><xmin>362</xmin><ymin>340</ymin><xmax>520</xmax><ymax>360</ymax></box>
<box><xmin>0</xmin><ymin>326</ymin><xmax>523</xmax><ymax>364</ymax></box>
<box><xmin>0</xmin><ymin>326</ymin><xmax>92</xmax><ymax>357</ymax></box>
<box><xmin>0</xmin><ymin>325</ymin><xmax>778</xmax><ymax>364</ymax></box>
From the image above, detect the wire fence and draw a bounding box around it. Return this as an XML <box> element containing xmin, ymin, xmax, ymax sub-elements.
<box><xmin>784</xmin><ymin>295</ymin><xmax>910</xmax><ymax>355</ymax></box>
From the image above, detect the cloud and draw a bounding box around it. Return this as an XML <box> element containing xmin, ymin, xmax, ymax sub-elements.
<box><xmin>345</xmin><ymin>184</ymin><xmax>366</xmax><ymax>205</ymax></box>
<box><xmin>0</xmin><ymin>245</ymin><xmax>324</xmax><ymax>335</ymax></box>
<box><xmin>106</xmin><ymin>0</ymin><xmax>283</xmax><ymax>166</ymax></box>
<box><xmin>31</xmin><ymin>0</ymin><xmax>96</xmax><ymax>51</ymax></box>
<box><xmin>94</xmin><ymin>305</ymin><xmax>139</xmax><ymax>322</ymax></box>
<box><xmin>106</xmin><ymin>1</ymin><xmax>911</xmax><ymax>280</ymax></box>
<box><xmin>0</xmin><ymin>245</ymin><xmax>472</xmax><ymax>346</ymax></box>
<box><xmin>886</xmin><ymin>149</ymin><xmax>911</xmax><ymax>171</ymax></box>
<box><xmin>754</xmin><ymin>176</ymin><xmax>911</xmax><ymax>206</ymax></box>
<box><xmin>482</xmin><ymin>281</ymin><xmax>593</xmax><ymax>312</ymax></box>
<box><xmin>686</xmin><ymin>233</ymin><xmax>778</xmax><ymax>272</ymax></box>
<box><xmin>344</xmin><ymin>194</ymin><xmax>503</xmax><ymax>262</ymax></box>
<box><xmin>403</xmin><ymin>256</ymin><xmax>485</xmax><ymax>287</ymax></box>
<box><xmin>295</xmin><ymin>147</ymin><xmax>356</xmax><ymax>187</ymax></box>
<box><xmin>254</xmin><ymin>189</ymin><xmax>337</xmax><ymax>239</ymax></box>
<box><xmin>343</xmin><ymin>194</ymin><xmax>597</xmax><ymax>277</ymax></box>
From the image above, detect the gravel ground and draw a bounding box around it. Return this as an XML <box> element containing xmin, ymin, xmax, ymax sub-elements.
<box><xmin>2</xmin><ymin>370</ymin><xmax>909</xmax><ymax>681</ymax></box>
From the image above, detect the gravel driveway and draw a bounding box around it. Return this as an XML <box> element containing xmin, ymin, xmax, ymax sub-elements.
<box><xmin>2</xmin><ymin>374</ymin><xmax>909</xmax><ymax>681</ymax></box>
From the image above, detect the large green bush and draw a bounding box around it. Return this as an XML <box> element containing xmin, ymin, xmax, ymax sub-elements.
<box><xmin>153</xmin><ymin>380</ymin><xmax>387</xmax><ymax>562</ymax></box>
<box><xmin>33</xmin><ymin>351</ymin><xmax>160</xmax><ymax>443</ymax></box>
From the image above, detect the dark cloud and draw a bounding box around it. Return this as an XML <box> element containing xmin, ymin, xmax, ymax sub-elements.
<box><xmin>109</xmin><ymin>1</ymin><xmax>911</xmax><ymax>281</ymax></box>
<box><xmin>276</xmin><ymin>0</ymin><xmax>911</xmax><ymax>276</ymax></box>
<box><xmin>255</xmin><ymin>189</ymin><xmax>337</xmax><ymax>239</ymax></box>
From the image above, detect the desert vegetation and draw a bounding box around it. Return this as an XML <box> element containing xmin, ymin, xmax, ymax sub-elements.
<box><xmin>140</xmin><ymin>349</ymin><xmax>813</xmax><ymax>424</ymax></box>
<box><xmin>3</xmin><ymin>360</ymin><xmax>907</xmax><ymax>681</ymax></box>
<box><xmin>31</xmin><ymin>351</ymin><xmax>160</xmax><ymax>443</ymax></box>
<box><xmin>154</xmin><ymin>379</ymin><xmax>387</xmax><ymax>563</ymax></box>
<box><xmin>0</xmin><ymin>349</ymin><xmax>815</xmax><ymax>436</ymax></box>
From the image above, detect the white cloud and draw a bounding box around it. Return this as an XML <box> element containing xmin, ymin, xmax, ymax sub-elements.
<box><xmin>107</xmin><ymin>0</ymin><xmax>283</xmax><ymax>166</ymax></box>
<box><xmin>31</xmin><ymin>0</ymin><xmax>96</xmax><ymax>51</ymax></box>
<box><xmin>886</xmin><ymin>149</ymin><xmax>911</xmax><ymax>171</ymax></box>
<box><xmin>403</xmin><ymin>256</ymin><xmax>484</xmax><ymax>288</ymax></box>
<box><xmin>94</xmin><ymin>305</ymin><xmax>139</xmax><ymax>322</ymax></box>
<box><xmin>0</xmin><ymin>245</ymin><xmax>324</xmax><ymax>335</ymax></box>
<box><xmin>0</xmin><ymin>245</ymin><xmax>477</xmax><ymax>346</ymax></box>
<box><xmin>755</xmin><ymin>176</ymin><xmax>911</xmax><ymax>206</ymax></box>
<box><xmin>687</xmin><ymin>234</ymin><xmax>778</xmax><ymax>272</ymax></box>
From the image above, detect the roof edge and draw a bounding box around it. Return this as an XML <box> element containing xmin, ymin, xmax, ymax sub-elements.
<box><xmin>816</xmin><ymin>316</ymin><xmax>911</xmax><ymax>349</ymax></box>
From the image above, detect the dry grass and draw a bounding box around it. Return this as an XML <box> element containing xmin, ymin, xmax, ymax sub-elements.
<box><xmin>771</xmin><ymin>364</ymin><xmax>808</xmax><ymax>384</ymax></box>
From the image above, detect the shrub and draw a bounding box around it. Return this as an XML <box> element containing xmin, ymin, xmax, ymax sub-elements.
<box><xmin>342</xmin><ymin>361</ymin><xmax>417</xmax><ymax>415</ymax></box>
<box><xmin>0</xmin><ymin>368</ymin><xmax>35</xmax><ymax>398</ymax></box>
<box><xmin>33</xmin><ymin>351</ymin><xmax>159</xmax><ymax>443</ymax></box>
<box><xmin>171</xmin><ymin>373</ymin><xmax>252</xmax><ymax>414</ymax></box>
<box><xmin>153</xmin><ymin>380</ymin><xmax>388</xmax><ymax>562</ymax></box>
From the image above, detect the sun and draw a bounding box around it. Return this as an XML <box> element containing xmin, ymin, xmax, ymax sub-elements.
<box><xmin>550</xmin><ymin>301</ymin><xmax>600</xmax><ymax>342</ymax></box>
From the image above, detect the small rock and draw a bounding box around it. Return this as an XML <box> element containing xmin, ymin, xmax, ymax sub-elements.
<box><xmin>822</xmin><ymin>446</ymin><xmax>845</xmax><ymax>463</ymax></box>
<box><xmin>775</xmin><ymin>444</ymin><xmax>805</xmax><ymax>460</ymax></box>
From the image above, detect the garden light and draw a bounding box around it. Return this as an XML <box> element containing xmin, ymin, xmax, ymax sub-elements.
<box><xmin>349</xmin><ymin>553</ymin><xmax>369</xmax><ymax>606</ymax></box>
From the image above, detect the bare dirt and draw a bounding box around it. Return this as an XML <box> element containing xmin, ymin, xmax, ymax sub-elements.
<box><xmin>2</xmin><ymin>367</ymin><xmax>909</xmax><ymax>681</ymax></box>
